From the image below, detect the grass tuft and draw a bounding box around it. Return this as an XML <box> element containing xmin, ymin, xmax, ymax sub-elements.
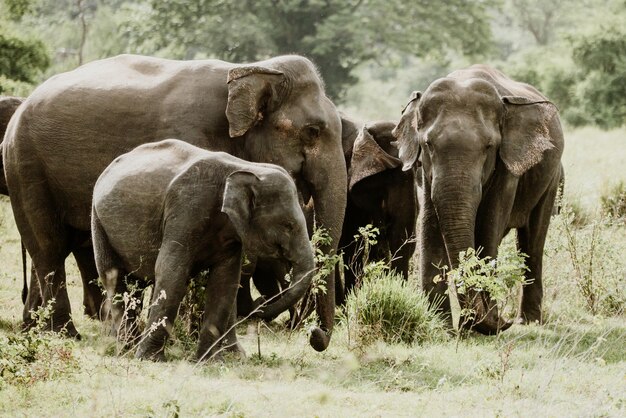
<box><xmin>342</xmin><ymin>268</ymin><xmax>447</xmax><ymax>346</ymax></box>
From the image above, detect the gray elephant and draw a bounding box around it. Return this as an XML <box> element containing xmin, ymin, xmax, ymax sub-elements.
<box><xmin>92</xmin><ymin>139</ymin><xmax>315</xmax><ymax>361</ymax></box>
<box><xmin>3</xmin><ymin>54</ymin><xmax>346</xmax><ymax>351</ymax></box>
<box><xmin>336</xmin><ymin>118</ymin><xmax>418</xmax><ymax>304</ymax></box>
<box><xmin>393</xmin><ymin>65</ymin><xmax>564</xmax><ymax>334</ymax></box>
<box><xmin>237</xmin><ymin>117</ymin><xmax>419</xmax><ymax>315</ymax></box>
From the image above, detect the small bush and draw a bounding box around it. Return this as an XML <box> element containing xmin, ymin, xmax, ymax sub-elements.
<box><xmin>342</xmin><ymin>267</ymin><xmax>446</xmax><ymax>346</ymax></box>
<box><xmin>444</xmin><ymin>247</ymin><xmax>528</xmax><ymax>325</ymax></box>
<box><xmin>0</xmin><ymin>304</ymin><xmax>77</xmax><ymax>388</ymax></box>
<box><xmin>600</xmin><ymin>181</ymin><xmax>626</xmax><ymax>221</ymax></box>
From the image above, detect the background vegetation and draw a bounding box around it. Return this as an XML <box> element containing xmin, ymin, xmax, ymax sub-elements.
<box><xmin>0</xmin><ymin>0</ymin><xmax>624</xmax><ymax>416</ymax></box>
<box><xmin>1</xmin><ymin>0</ymin><xmax>625</xmax><ymax>127</ymax></box>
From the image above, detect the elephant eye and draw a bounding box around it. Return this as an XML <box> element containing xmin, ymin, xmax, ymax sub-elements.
<box><xmin>305</xmin><ymin>125</ymin><xmax>321</xmax><ymax>139</ymax></box>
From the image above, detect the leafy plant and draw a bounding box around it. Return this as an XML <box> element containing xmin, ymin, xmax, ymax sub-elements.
<box><xmin>442</xmin><ymin>246</ymin><xmax>529</xmax><ymax>327</ymax></box>
<box><xmin>0</xmin><ymin>301</ymin><xmax>77</xmax><ymax>388</ymax></box>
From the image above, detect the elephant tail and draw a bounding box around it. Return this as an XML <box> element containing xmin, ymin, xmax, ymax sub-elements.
<box><xmin>21</xmin><ymin>241</ymin><xmax>27</xmax><ymax>304</ymax></box>
<box><xmin>90</xmin><ymin>206</ymin><xmax>118</xmax><ymax>280</ymax></box>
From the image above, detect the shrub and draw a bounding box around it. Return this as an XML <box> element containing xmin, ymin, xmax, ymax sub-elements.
<box><xmin>442</xmin><ymin>246</ymin><xmax>528</xmax><ymax>327</ymax></box>
<box><xmin>0</xmin><ymin>303</ymin><xmax>77</xmax><ymax>388</ymax></box>
<box><xmin>342</xmin><ymin>267</ymin><xmax>447</xmax><ymax>346</ymax></box>
<box><xmin>600</xmin><ymin>181</ymin><xmax>626</xmax><ymax>221</ymax></box>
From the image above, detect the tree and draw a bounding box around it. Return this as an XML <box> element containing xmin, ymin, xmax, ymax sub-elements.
<box><xmin>571</xmin><ymin>22</ymin><xmax>626</xmax><ymax>129</ymax></box>
<box><xmin>0</xmin><ymin>0</ymin><xmax>50</xmax><ymax>94</ymax></box>
<box><xmin>124</xmin><ymin>0</ymin><xmax>496</xmax><ymax>100</ymax></box>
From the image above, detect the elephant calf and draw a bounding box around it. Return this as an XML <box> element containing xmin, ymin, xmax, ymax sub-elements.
<box><xmin>92</xmin><ymin>139</ymin><xmax>316</xmax><ymax>361</ymax></box>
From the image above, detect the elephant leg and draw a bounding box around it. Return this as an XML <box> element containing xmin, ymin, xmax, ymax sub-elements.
<box><xmin>8</xmin><ymin>178</ymin><xmax>77</xmax><ymax>337</ymax></box>
<box><xmin>236</xmin><ymin>273</ymin><xmax>255</xmax><ymax>317</ymax></box>
<box><xmin>222</xmin><ymin>298</ymin><xmax>245</xmax><ymax>358</ymax></box>
<box><xmin>387</xmin><ymin>208</ymin><xmax>417</xmax><ymax>279</ymax></box>
<box><xmin>517</xmin><ymin>178</ymin><xmax>559</xmax><ymax>324</ymax></box>
<box><xmin>32</xmin><ymin>255</ymin><xmax>78</xmax><ymax>337</ymax></box>
<box><xmin>73</xmin><ymin>245</ymin><xmax>105</xmax><ymax>320</ymax></box>
<box><xmin>22</xmin><ymin>265</ymin><xmax>42</xmax><ymax>328</ymax></box>
<box><xmin>103</xmin><ymin>267</ymin><xmax>144</xmax><ymax>345</ymax></box>
<box><xmin>197</xmin><ymin>250</ymin><xmax>243</xmax><ymax>361</ymax></box>
<box><xmin>136</xmin><ymin>241</ymin><xmax>190</xmax><ymax>361</ymax></box>
<box><xmin>341</xmin><ymin>239</ymin><xmax>359</xmax><ymax>302</ymax></box>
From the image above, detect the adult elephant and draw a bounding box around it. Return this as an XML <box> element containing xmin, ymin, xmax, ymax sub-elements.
<box><xmin>3</xmin><ymin>54</ymin><xmax>346</xmax><ymax>351</ymax></box>
<box><xmin>393</xmin><ymin>65</ymin><xmax>564</xmax><ymax>334</ymax></box>
<box><xmin>336</xmin><ymin>118</ymin><xmax>418</xmax><ymax>304</ymax></box>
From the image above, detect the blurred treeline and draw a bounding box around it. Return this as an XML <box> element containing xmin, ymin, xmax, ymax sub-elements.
<box><xmin>1</xmin><ymin>0</ymin><xmax>624</xmax><ymax>127</ymax></box>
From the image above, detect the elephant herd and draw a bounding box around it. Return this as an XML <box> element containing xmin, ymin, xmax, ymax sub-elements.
<box><xmin>0</xmin><ymin>54</ymin><xmax>564</xmax><ymax>361</ymax></box>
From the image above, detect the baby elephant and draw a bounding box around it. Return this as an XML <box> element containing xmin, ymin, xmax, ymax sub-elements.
<box><xmin>92</xmin><ymin>139</ymin><xmax>316</xmax><ymax>361</ymax></box>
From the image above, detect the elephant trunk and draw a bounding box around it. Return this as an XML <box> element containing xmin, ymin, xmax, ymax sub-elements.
<box><xmin>254</xmin><ymin>251</ymin><xmax>315</xmax><ymax>321</ymax></box>
<box><xmin>432</xmin><ymin>177</ymin><xmax>511</xmax><ymax>335</ymax></box>
<box><xmin>303</xmin><ymin>140</ymin><xmax>347</xmax><ymax>352</ymax></box>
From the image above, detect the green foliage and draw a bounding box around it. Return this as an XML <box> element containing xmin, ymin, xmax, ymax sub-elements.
<box><xmin>0</xmin><ymin>302</ymin><xmax>77</xmax><ymax>388</ymax></box>
<box><xmin>343</xmin><ymin>267</ymin><xmax>447</xmax><ymax>346</ymax></box>
<box><xmin>600</xmin><ymin>181</ymin><xmax>626</xmax><ymax>221</ymax></box>
<box><xmin>0</xmin><ymin>30</ymin><xmax>50</xmax><ymax>83</ymax></box>
<box><xmin>309</xmin><ymin>226</ymin><xmax>341</xmax><ymax>297</ymax></box>
<box><xmin>124</xmin><ymin>0</ymin><xmax>495</xmax><ymax>100</ymax></box>
<box><xmin>0</xmin><ymin>0</ymin><xmax>50</xmax><ymax>93</ymax></box>
<box><xmin>570</xmin><ymin>21</ymin><xmax>626</xmax><ymax>129</ymax></box>
<box><xmin>446</xmin><ymin>247</ymin><xmax>528</xmax><ymax>309</ymax></box>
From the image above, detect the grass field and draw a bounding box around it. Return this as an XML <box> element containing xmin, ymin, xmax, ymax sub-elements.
<box><xmin>0</xmin><ymin>127</ymin><xmax>624</xmax><ymax>417</ymax></box>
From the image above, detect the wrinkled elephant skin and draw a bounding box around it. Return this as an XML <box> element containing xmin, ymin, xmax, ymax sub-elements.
<box><xmin>394</xmin><ymin>65</ymin><xmax>564</xmax><ymax>333</ymax></box>
<box><xmin>3</xmin><ymin>54</ymin><xmax>346</xmax><ymax>348</ymax></box>
<box><xmin>93</xmin><ymin>140</ymin><xmax>315</xmax><ymax>360</ymax></box>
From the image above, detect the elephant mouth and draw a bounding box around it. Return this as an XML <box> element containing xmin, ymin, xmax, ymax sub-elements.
<box><xmin>295</xmin><ymin>175</ymin><xmax>313</xmax><ymax>206</ymax></box>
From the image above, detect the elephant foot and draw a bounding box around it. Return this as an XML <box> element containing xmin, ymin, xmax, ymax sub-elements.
<box><xmin>135</xmin><ymin>346</ymin><xmax>166</xmax><ymax>362</ymax></box>
<box><xmin>471</xmin><ymin>318</ymin><xmax>513</xmax><ymax>336</ymax></box>
<box><xmin>516</xmin><ymin>316</ymin><xmax>542</xmax><ymax>326</ymax></box>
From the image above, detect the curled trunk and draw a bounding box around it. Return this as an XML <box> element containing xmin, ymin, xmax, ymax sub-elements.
<box><xmin>253</xmin><ymin>257</ymin><xmax>315</xmax><ymax>321</ymax></box>
<box><xmin>304</xmin><ymin>146</ymin><xmax>347</xmax><ymax>352</ymax></box>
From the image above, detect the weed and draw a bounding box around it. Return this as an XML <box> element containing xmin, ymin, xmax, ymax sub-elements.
<box><xmin>442</xmin><ymin>246</ymin><xmax>529</xmax><ymax>329</ymax></box>
<box><xmin>558</xmin><ymin>207</ymin><xmax>626</xmax><ymax>316</ymax></box>
<box><xmin>0</xmin><ymin>302</ymin><xmax>77</xmax><ymax>388</ymax></box>
<box><xmin>600</xmin><ymin>181</ymin><xmax>626</xmax><ymax>221</ymax></box>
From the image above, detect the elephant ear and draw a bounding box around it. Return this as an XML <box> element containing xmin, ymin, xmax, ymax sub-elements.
<box><xmin>391</xmin><ymin>91</ymin><xmax>421</xmax><ymax>172</ymax></box>
<box><xmin>226</xmin><ymin>66</ymin><xmax>285</xmax><ymax>138</ymax></box>
<box><xmin>340</xmin><ymin>113</ymin><xmax>360</xmax><ymax>162</ymax></box>
<box><xmin>349</xmin><ymin>125</ymin><xmax>402</xmax><ymax>191</ymax></box>
<box><xmin>500</xmin><ymin>96</ymin><xmax>558</xmax><ymax>176</ymax></box>
<box><xmin>221</xmin><ymin>171</ymin><xmax>261</xmax><ymax>240</ymax></box>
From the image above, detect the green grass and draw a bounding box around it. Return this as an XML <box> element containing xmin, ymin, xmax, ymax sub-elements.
<box><xmin>1</xmin><ymin>127</ymin><xmax>625</xmax><ymax>417</ymax></box>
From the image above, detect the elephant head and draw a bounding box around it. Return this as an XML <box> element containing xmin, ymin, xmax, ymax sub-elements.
<box><xmin>221</xmin><ymin>169</ymin><xmax>316</xmax><ymax>328</ymax></box>
<box><xmin>393</xmin><ymin>77</ymin><xmax>557</xmax><ymax>334</ymax></box>
<box><xmin>225</xmin><ymin>56</ymin><xmax>346</xmax><ymax>351</ymax></box>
